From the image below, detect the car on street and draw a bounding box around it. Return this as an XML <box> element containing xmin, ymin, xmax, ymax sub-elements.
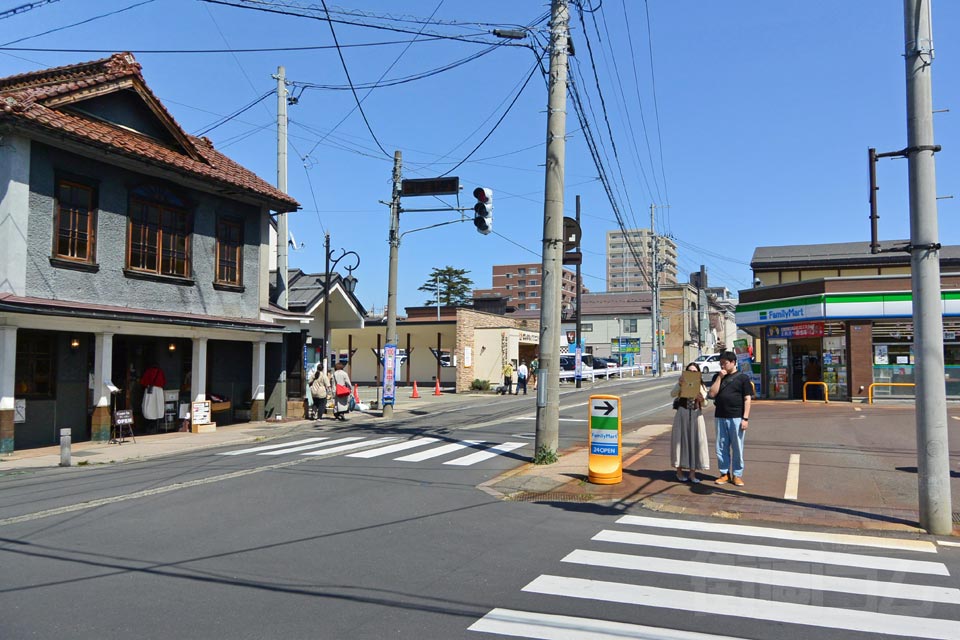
<box><xmin>592</xmin><ymin>357</ymin><xmax>618</xmax><ymax>369</ymax></box>
<box><xmin>694</xmin><ymin>354</ymin><xmax>722</xmax><ymax>374</ymax></box>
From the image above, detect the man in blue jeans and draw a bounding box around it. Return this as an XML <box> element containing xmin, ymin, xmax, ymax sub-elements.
<box><xmin>708</xmin><ymin>351</ymin><xmax>753</xmax><ymax>486</ymax></box>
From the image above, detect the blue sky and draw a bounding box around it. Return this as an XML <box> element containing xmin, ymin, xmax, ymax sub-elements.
<box><xmin>2</xmin><ymin>0</ymin><xmax>958</xmax><ymax>312</ymax></box>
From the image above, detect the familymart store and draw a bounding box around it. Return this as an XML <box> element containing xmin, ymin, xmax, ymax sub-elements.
<box><xmin>736</xmin><ymin>276</ymin><xmax>960</xmax><ymax>402</ymax></box>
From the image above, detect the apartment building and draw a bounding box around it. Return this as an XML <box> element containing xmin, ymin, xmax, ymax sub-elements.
<box><xmin>606</xmin><ymin>228</ymin><xmax>678</xmax><ymax>292</ymax></box>
<box><xmin>473</xmin><ymin>263</ymin><xmax>582</xmax><ymax>313</ymax></box>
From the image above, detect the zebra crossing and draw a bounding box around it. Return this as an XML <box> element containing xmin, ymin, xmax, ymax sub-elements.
<box><xmin>469</xmin><ymin>514</ymin><xmax>960</xmax><ymax>640</ymax></box>
<box><xmin>218</xmin><ymin>435</ymin><xmax>526</xmax><ymax>466</ymax></box>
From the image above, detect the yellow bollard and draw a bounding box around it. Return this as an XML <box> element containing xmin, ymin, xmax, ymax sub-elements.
<box><xmin>588</xmin><ymin>394</ymin><xmax>622</xmax><ymax>484</ymax></box>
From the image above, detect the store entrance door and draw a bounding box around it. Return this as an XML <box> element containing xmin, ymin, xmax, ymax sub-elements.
<box><xmin>790</xmin><ymin>339</ymin><xmax>821</xmax><ymax>399</ymax></box>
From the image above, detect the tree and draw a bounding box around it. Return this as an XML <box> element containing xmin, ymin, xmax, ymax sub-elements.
<box><xmin>419</xmin><ymin>266</ymin><xmax>474</xmax><ymax>307</ymax></box>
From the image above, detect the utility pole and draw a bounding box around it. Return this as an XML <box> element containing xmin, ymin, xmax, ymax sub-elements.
<box><xmin>383</xmin><ymin>150</ymin><xmax>402</xmax><ymax>421</ymax></box>
<box><xmin>575</xmin><ymin>195</ymin><xmax>582</xmax><ymax>389</ymax></box>
<box><xmin>903</xmin><ymin>0</ymin><xmax>951</xmax><ymax>535</ymax></box>
<box><xmin>650</xmin><ymin>204</ymin><xmax>662</xmax><ymax>377</ymax></box>
<box><xmin>535</xmin><ymin>0</ymin><xmax>569</xmax><ymax>460</ymax></box>
<box><xmin>274</xmin><ymin>66</ymin><xmax>289</xmax><ymax>309</ymax></box>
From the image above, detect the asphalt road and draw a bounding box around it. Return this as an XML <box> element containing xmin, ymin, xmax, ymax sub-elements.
<box><xmin>2</xmin><ymin>376</ymin><xmax>958</xmax><ymax>639</ymax></box>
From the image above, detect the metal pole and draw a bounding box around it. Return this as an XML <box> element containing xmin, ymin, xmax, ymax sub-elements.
<box><xmin>383</xmin><ymin>150</ymin><xmax>402</xmax><ymax>420</ymax></box>
<box><xmin>651</xmin><ymin>204</ymin><xmax>662</xmax><ymax>377</ymax></box>
<box><xmin>575</xmin><ymin>195</ymin><xmax>582</xmax><ymax>389</ymax></box>
<box><xmin>323</xmin><ymin>232</ymin><xmax>331</xmax><ymax>376</ymax></box>
<box><xmin>275</xmin><ymin>65</ymin><xmax>289</xmax><ymax>309</ymax></box>
<box><xmin>903</xmin><ymin>0</ymin><xmax>951</xmax><ymax>535</ymax></box>
<box><xmin>535</xmin><ymin>0</ymin><xmax>569</xmax><ymax>460</ymax></box>
<box><xmin>868</xmin><ymin>147</ymin><xmax>880</xmax><ymax>254</ymax></box>
<box><xmin>436</xmin><ymin>273</ymin><xmax>440</xmax><ymax>321</ymax></box>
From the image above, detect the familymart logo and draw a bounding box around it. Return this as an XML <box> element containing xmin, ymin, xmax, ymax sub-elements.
<box><xmin>759</xmin><ymin>308</ymin><xmax>805</xmax><ymax>321</ymax></box>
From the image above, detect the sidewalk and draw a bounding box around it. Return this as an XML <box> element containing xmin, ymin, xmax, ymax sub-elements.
<box><xmin>0</xmin><ymin>388</ymin><xmax>487</xmax><ymax>471</ymax></box>
<box><xmin>486</xmin><ymin>401</ymin><xmax>960</xmax><ymax>536</ymax></box>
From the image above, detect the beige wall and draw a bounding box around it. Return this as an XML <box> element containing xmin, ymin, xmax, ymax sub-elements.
<box><xmin>455</xmin><ymin>308</ymin><xmax>539</xmax><ymax>391</ymax></box>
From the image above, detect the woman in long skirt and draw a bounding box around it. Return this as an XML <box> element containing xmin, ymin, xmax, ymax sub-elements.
<box><xmin>670</xmin><ymin>362</ymin><xmax>710</xmax><ymax>483</ymax></box>
<box><xmin>331</xmin><ymin>362</ymin><xmax>352</xmax><ymax>421</ymax></box>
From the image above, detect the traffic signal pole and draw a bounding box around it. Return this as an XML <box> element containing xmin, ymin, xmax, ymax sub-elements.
<box><xmin>903</xmin><ymin>0</ymin><xmax>951</xmax><ymax>535</ymax></box>
<box><xmin>535</xmin><ymin>0</ymin><xmax>570</xmax><ymax>461</ymax></box>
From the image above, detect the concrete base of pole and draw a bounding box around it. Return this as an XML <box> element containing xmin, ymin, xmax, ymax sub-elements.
<box><xmin>59</xmin><ymin>428</ymin><xmax>71</xmax><ymax>467</ymax></box>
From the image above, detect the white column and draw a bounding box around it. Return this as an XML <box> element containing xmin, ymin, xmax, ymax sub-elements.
<box><xmin>251</xmin><ymin>340</ymin><xmax>266</xmax><ymax>402</ymax></box>
<box><xmin>0</xmin><ymin>326</ymin><xmax>16</xmax><ymax>412</ymax></box>
<box><xmin>0</xmin><ymin>134</ymin><xmax>31</xmax><ymax>296</ymax></box>
<box><xmin>93</xmin><ymin>332</ymin><xmax>114</xmax><ymax>408</ymax></box>
<box><xmin>191</xmin><ymin>337</ymin><xmax>208</xmax><ymax>402</ymax></box>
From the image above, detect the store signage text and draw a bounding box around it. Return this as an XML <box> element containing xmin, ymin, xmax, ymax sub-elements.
<box><xmin>767</xmin><ymin>322</ymin><xmax>825</xmax><ymax>339</ymax></box>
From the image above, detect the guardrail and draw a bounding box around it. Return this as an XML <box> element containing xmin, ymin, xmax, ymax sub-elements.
<box><xmin>868</xmin><ymin>382</ymin><xmax>916</xmax><ymax>404</ymax></box>
<box><xmin>802</xmin><ymin>381</ymin><xmax>829</xmax><ymax>403</ymax></box>
<box><xmin>558</xmin><ymin>365</ymin><xmax>645</xmax><ymax>382</ymax></box>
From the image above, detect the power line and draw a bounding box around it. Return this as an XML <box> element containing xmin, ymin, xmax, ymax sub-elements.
<box><xmin>0</xmin><ymin>36</ymin><xmax>456</xmax><ymax>54</ymax></box>
<box><xmin>193</xmin><ymin>90</ymin><xmax>275</xmax><ymax>136</ymax></box>
<box><xmin>1</xmin><ymin>0</ymin><xmax>157</xmax><ymax>47</ymax></box>
<box><xmin>644</xmin><ymin>0</ymin><xmax>670</xmax><ymax>207</ymax></box>
<box><xmin>0</xmin><ymin>0</ymin><xmax>63</xmax><ymax>21</ymax></box>
<box><xmin>300</xmin><ymin>0</ymin><xmax>446</xmax><ymax>162</ymax></box>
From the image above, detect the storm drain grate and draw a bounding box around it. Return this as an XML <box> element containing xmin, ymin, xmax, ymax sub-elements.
<box><xmin>507</xmin><ymin>491</ymin><xmax>596</xmax><ymax>503</ymax></box>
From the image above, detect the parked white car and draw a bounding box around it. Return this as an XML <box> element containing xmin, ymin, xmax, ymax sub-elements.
<box><xmin>694</xmin><ymin>354</ymin><xmax>722</xmax><ymax>374</ymax></box>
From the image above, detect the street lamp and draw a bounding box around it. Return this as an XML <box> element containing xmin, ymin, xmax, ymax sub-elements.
<box><xmin>614</xmin><ymin>316</ymin><xmax>623</xmax><ymax>368</ymax></box>
<box><xmin>323</xmin><ymin>232</ymin><xmax>360</xmax><ymax>376</ymax></box>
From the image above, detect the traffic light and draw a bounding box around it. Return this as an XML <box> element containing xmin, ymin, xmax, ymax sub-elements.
<box><xmin>473</xmin><ymin>187</ymin><xmax>493</xmax><ymax>235</ymax></box>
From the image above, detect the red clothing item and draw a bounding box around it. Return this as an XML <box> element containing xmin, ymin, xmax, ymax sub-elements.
<box><xmin>140</xmin><ymin>366</ymin><xmax>166</xmax><ymax>389</ymax></box>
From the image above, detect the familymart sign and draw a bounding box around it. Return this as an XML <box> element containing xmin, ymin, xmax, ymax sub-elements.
<box><xmin>737</xmin><ymin>292</ymin><xmax>960</xmax><ymax>326</ymax></box>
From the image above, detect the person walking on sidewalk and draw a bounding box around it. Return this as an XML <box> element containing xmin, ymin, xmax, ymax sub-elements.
<box><xmin>670</xmin><ymin>362</ymin><xmax>710</xmax><ymax>483</ymax></box>
<box><xmin>331</xmin><ymin>363</ymin><xmax>352</xmax><ymax>421</ymax></box>
<box><xmin>309</xmin><ymin>365</ymin><xmax>330</xmax><ymax>419</ymax></box>
<box><xmin>708</xmin><ymin>351</ymin><xmax>752</xmax><ymax>486</ymax></box>
<box><xmin>515</xmin><ymin>361</ymin><xmax>529</xmax><ymax>395</ymax></box>
<box><xmin>502</xmin><ymin>361</ymin><xmax>514</xmax><ymax>395</ymax></box>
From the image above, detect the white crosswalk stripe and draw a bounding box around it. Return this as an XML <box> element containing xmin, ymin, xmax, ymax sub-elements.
<box><xmin>217</xmin><ymin>437</ymin><xmax>328</xmax><ymax>456</ymax></box>
<box><xmin>470</xmin><ymin>515</ymin><xmax>960</xmax><ymax>639</ymax></box>
<box><xmin>218</xmin><ymin>436</ymin><xmax>527</xmax><ymax>467</ymax></box>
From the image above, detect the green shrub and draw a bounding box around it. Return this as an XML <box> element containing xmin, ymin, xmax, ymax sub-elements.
<box><xmin>470</xmin><ymin>379</ymin><xmax>491</xmax><ymax>391</ymax></box>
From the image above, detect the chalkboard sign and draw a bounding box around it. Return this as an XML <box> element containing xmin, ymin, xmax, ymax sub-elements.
<box><xmin>191</xmin><ymin>401</ymin><xmax>211</xmax><ymax>426</ymax></box>
<box><xmin>114</xmin><ymin>409</ymin><xmax>134</xmax><ymax>426</ymax></box>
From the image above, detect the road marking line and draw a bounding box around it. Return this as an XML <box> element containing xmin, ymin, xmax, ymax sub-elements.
<box><xmin>345</xmin><ymin>437</ymin><xmax>439</xmax><ymax>458</ymax></box>
<box><xmin>444</xmin><ymin>442</ymin><xmax>527</xmax><ymax>466</ymax></box>
<box><xmin>937</xmin><ymin>540</ymin><xmax>960</xmax><ymax>548</ymax></box>
<box><xmin>259</xmin><ymin>436</ymin><xmax>364</xmax><ymax>455</ymax></box>
<box><xmin>468</xmin><ymin>608</ymin><xmax>745</xmax><ymax>640</ymax></box>
<box><xmin>395</xmin><ymin>440</ymin><xmax>483</xmax><ymax>462</ymax></box>
<box><xmin>301</xmin><ymin>437</ymin><xmax>397</xmax><ymax>456</ymax></box>
<box><xmin>218</xmin><ymin>437</ymin><xmax>327</xmax><ymax>455</ymax></box>
<box><xmin>523</xmin><ymin>575</ymin><xmax>958</xmax><ymax>640</ymax></box>
<box><xmin>563</xmin><ymin>549</ymin><xmax>960</xmax><ymax>604</ymax></box>
<box><xmin>0</xmin><ymin>458</ymin><xmax>309</xmax><ymax>527</ymax></box>
<box><xmin>594</xmin><ymin>530</ymin><xmax>948</xmax><ymax>575</ymax></box>
<box><xmin>616</xmin><ymin>515</ymin><xmax>937</xmax><ymax>553</ymax></box>
<box><xmin>784</xmin><ymin>453</ymin><xmax>800</xmax><ymax>500</ymax></box>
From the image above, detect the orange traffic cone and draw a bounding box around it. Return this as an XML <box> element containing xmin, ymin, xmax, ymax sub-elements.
<box><xmin>433</xmin><ymin>379</ymin><xmax>442</xmax><ymax>396</ymax></box>
<box><xmin>410</xmin><ymin>381</ymin><xmax>420</xmax><ymax>398</ymax></box>
<box><xmin>353</xmin><ymin>384</ymin><xmax>360</xmax><ymax>405</ymax></box>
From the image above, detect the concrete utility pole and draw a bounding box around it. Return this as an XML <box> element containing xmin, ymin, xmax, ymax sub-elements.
<box><xmin>383</xmin><ymin>150</ymin><xmax>402</xmax><ymax>421</ymax></box>
<box><xmin>650</xmin><ymin>204</ymin><xmax>662</xmax><ymax>377</ymax></box>
<box><xmin>275</xmin><ymin>66</ymin><xmax>289</xmax><ymax>309</ymax></box>
<box><xmin>535</xmin><ymin>0</ymin><xmax>570</xmax><ymax>460</ymax></box>
<box><xmin>903</xmin><ymin>0</ymin><xmax>951</xmax><ymax>535</ymax></box>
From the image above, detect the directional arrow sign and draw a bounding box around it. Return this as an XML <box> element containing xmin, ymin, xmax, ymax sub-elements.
<box><xmin>593</xmin><ymin>400</ymin><xmax>616</xmax><ymax>416</ymax></box>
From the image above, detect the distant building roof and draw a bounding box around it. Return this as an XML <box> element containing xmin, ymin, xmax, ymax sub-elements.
<box><xmin>751</xmin><ymin>240</ymin><xmax>960</xmax><ymax>270</ymax></box>
<box><xmin>0</xmin><ymin>53</ymin><xmax>298</xmax><ymax>211</ymax></box>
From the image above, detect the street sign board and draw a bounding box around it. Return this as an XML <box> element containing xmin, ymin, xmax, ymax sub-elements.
<box><xmin>563</xmin><ymin>216</ymin><xmax>581</xmax><ymax>251</ymax></box>
<box><xmin>588</xmin><ymin>394</ymin><xmax>622</xmax><ymax>484</ymax></box>
<box><xmin>401</xmin><ymin>177</ymin><xmax>460</xmax><ymax>197</ymax></box>
<box><xmin>382</xmin><ymin>343</ymin><xmax>397</xmax><ymax>406</ymax></box>
<box><xmin>562</xmin><ymin>251</ymin><xmax>582</xmax><ymax>266</ymax></box>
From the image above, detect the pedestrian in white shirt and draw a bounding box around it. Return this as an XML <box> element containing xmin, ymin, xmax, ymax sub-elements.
<box><xmin>516</xmin><ymin>361</ymin><xmax>529</xmax><ymax>395</ymax></box>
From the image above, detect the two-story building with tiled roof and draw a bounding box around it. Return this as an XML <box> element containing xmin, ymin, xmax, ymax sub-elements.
<box><xmin>0</xmin><ymin>53</ymin><xmax>305</xmax><ymax>451</ymax></box>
